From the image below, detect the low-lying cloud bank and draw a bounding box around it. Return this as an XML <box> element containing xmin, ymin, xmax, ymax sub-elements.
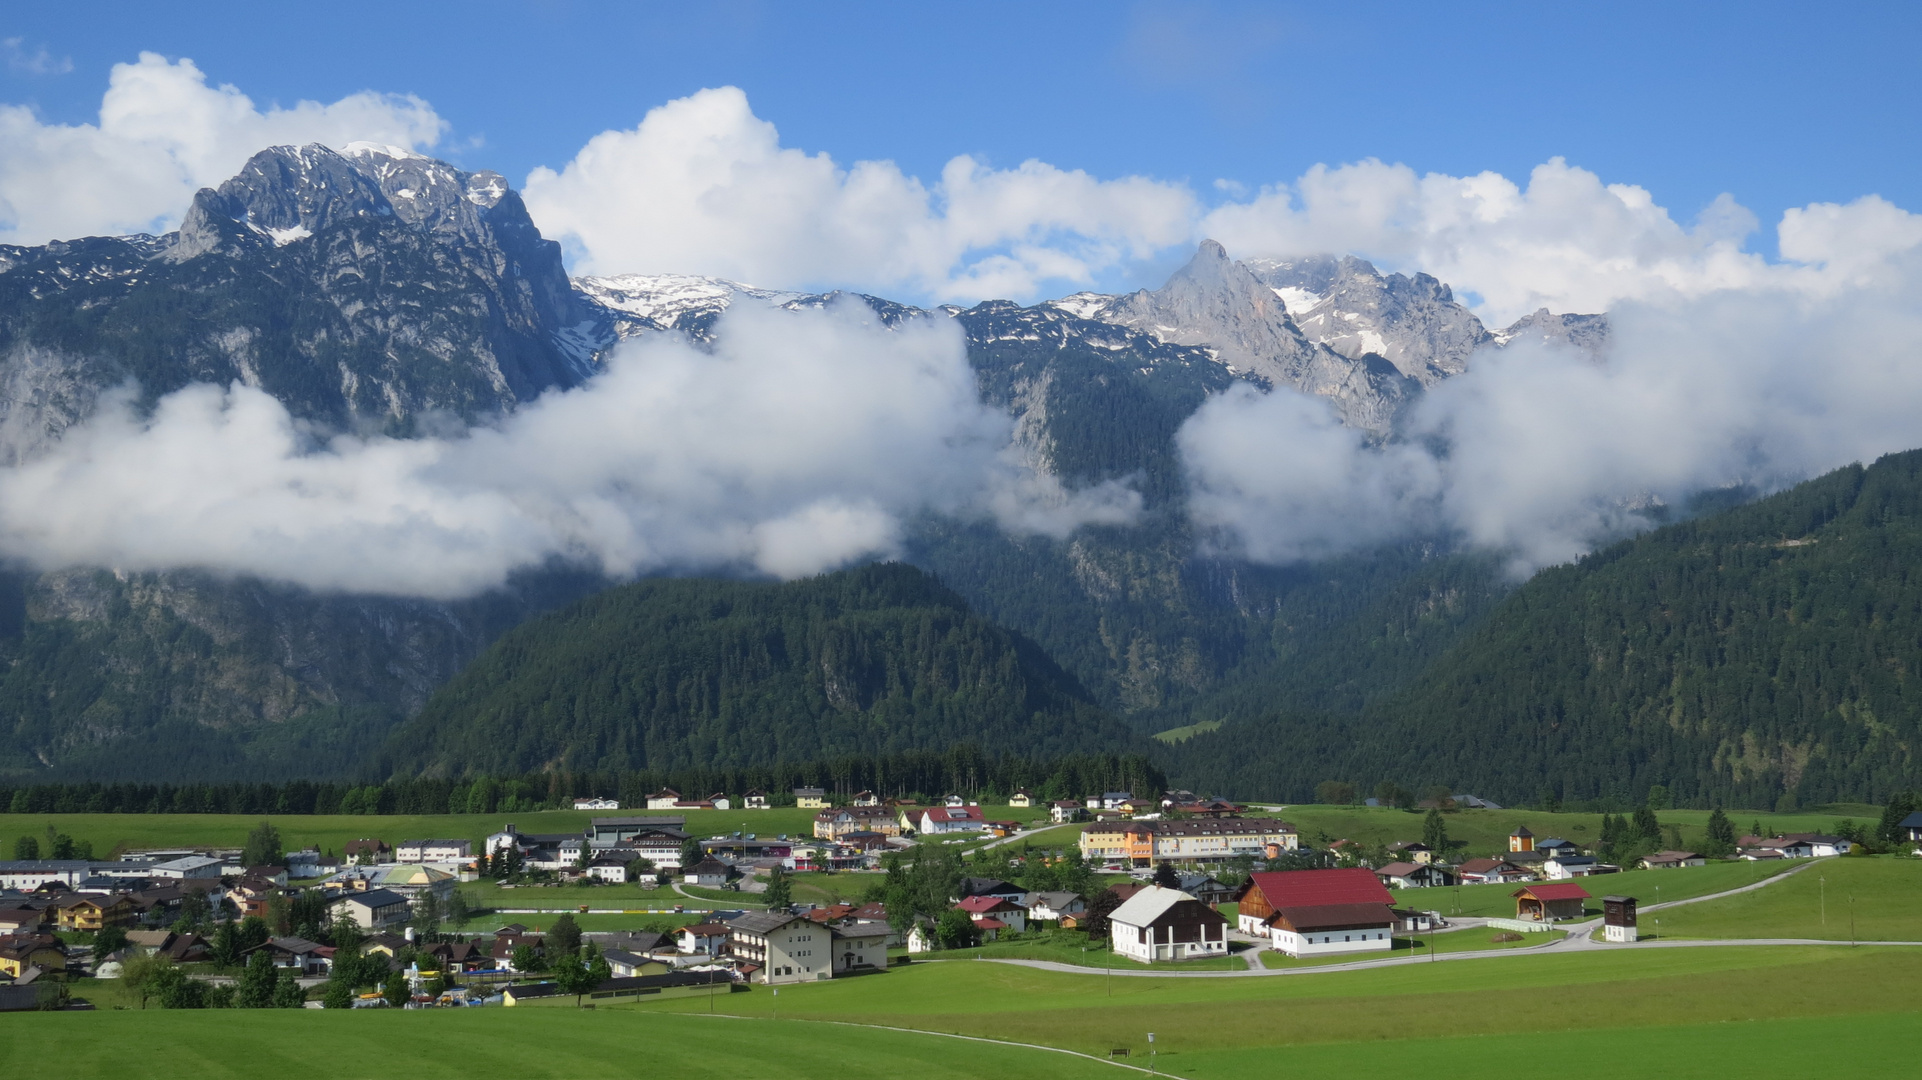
<box><xmin>1180</xmin><ymin>253</ymin><xmax>1922</xmax><ymax>572</ymax></box>
<box><xmin>0</xmin><ymin>302</ymin><xmax>1137</xmax><ymax>597</ymax></box>
<box><xmin>8</xmin><ymin>59</ymin><xmax>1922</xmax><ymax>589</ymax></box>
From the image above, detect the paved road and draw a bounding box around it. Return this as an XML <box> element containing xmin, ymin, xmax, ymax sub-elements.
<box><xmin>970</xmin><ymin>857</ymin><xmax>1912</xmax><ymax>979</ymax></box>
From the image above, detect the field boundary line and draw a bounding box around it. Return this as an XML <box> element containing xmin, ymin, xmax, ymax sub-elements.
<box><xmin>667</xmin><ymin>1008</ymin><xmax>1169</xmax><ymax>1075</ymax></box>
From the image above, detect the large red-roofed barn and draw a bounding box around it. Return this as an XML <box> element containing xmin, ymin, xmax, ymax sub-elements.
<box><xmin>1233</xmin><ymin>868</ymin><xmax>1398</xmax><ymax>957</ymax></box>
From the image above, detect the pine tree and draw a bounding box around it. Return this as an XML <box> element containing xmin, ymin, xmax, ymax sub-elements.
<box><xmin>237</xmin><ymin>949</ymin><xmax>279</xmax><ymax>1008</ymax></box>
<box><xmin>1152</xmin><ymin>861</ymin><xmax>1179</xmax><ymax>889</ymax></box>
<box><xmin>382</xmin><ymin>969</ymin><xmax>410</xmax><ymax>1007</ymax></box>
<box><xmin>1705</xmin><ymin>809</ymin><xmax>1736</xmax><ymax>855</ymax></box>
<box><xmin>1632</xmin><ymin>804</ymin><xmax>1662</xmax><ymax>843</ymax></box>
<box><xmin>547</xmin><ymin>913</ymin><xmax>582</xmax><ymax>958</ymax></box>
<box><xmin>764</xmin><ymin>867</ymin><xmax>793</xmax><ymax>909</ymax></box>
<box><xmin>210</xmin><ymin>921</ymin><xmax>242</xmax><ymax>969</ymax></box>
<box><xmin>242</xmin><ymin>820</ymin><xmax>283</xmax><ymax>867</ymax></box>
<box><xmin>1422</xmin><ymin>808</ymin><xmax>1449</xmax><ymax>854</ymax></box>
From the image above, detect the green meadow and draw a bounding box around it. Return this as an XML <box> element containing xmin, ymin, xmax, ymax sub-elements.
<box><xmin>1653</xmin><ymin>856</ymin><xmax>1922</xmax><ymax>941</ymax></box>
<box><xmin>1408</xmin><ymin>858</ymin><xmax>1794</xmax><ymax>918</ymax></box>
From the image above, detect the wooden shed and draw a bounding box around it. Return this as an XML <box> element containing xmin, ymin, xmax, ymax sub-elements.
<box><xmin>1512</xmin><ymin>882</ymin><xmax>1590</xmax><ymax>922</ymax></box>
<box><xmin>1602</xmin><ymin>895</ymin><xmax>1638</xmax><ymax>942</ymax></box>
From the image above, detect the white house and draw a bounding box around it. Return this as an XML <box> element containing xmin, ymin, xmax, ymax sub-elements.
<box><xmin>395</xmin><ymin>839</ymin><xmax>472</xmax><ymax>864</ymax></box>
<box><xmin>1021</xmin><ymin>891</ymin><xmax>1087</xmax><ymax>923</ymax></box>
<box><xmin>919</xmin><ymin>806</ymin><xmax>987</xmax><ymax>834</ymax></box>
<box><xmin>743</xmin><ymin>790</ymin><xmax>770</xmax><ymax>810</ymax></box>
<box><xmin>1049</xmin><ymin>800</ymin><xmax>1084</xmax><ymax>824</ymax></box>
<box><xmin>684</xmin><ymin>858</ymin><xmax>731</xmax><ymax>887</ymax></box>
<box><xmin>1107</xmin><ymin>886</ymin><xmax>1228</xmax><ymax>963</ymax></box>
<box><xmin>572</xmin><ymin>798</ymin><xmax>620</xmax><ymax>811</ymax></box>
<box><xmin>1008</xmin><ymin>790</ymin><xmax>1034</xmax><ymax>808</ymax></box>
<box><xmin>646</xmin><ymin>789</ymin><xmax>683</xmax><ymax>811</ymax></box>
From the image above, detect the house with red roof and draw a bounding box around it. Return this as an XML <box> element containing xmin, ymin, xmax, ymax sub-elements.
<box><xmin>1232</xmin><ymin>867</ymin><xmax>1398</xmax><ymax>957</ymax></box>
<box><xmin>956</xmin><ymin>895</ymin><xmax>1026</xmax><ymax>934</ymax></box>
<box><xmin>917</xmin><ymin>806</ymin><xmax>987</xmax><ymax>835</ymax></box>
<box><xmin>1513</xmin><ymin>882</ymin><xmax>1590</xmax><ymax>922</ymax></box>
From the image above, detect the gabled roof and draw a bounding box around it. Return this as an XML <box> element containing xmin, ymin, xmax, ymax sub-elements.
<box><xmin>956</xmin><ymin>895</ymin><xmax>1018</xmax><ymax>914</ymax></box>
<box><xmin>1515</xmin><ymin>883</ymin><xmax>1591</xmax><ymax>901</ymax></box>
<box><xmin>1110</xmin><ymin>885</ymin><xmax>1209</xmax><ymax>928</ymax></box>
<box><xmin>924</xmin><ymin>807</ymin><xmax>983</xmax><ymax>823</ymax></box>
<box><xmin>1510</xmin><ymin>826</ymin><xmax>1533</xmax><ymax>837</ymax></box>
<box><xmin>338</xmin><ymin>888</ymin><xmax>407</xmax><ymax>909</ymax></box>
<box><xmin>727</xmin><ymin>910</ymin><xmax>809</xmax><ymax>935</ymax></box>
<box><xmin>1375</xmin><ymin>862</ymin><xmax>1429</xmax><ymax>877</ymax></box>
<box><xmin>1458</xmin><ymin>858</ymin><xmax>1521</xmax><ymax>874</ymax></box>
<box><xmin>1244</xmin><ymin>868</ymin><xmax>1394</xmax><ymax>908</ymax></box>
<box><xmin>1898</xmin><ymin>811</ymin><xmax>1922</xmax><ymax>829</ymax></box>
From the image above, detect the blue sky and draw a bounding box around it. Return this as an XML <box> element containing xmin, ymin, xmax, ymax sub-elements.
<box><xmin>4</xmin><ymin>1</ymin><xmax>1920</xmax><ymax>304</ymax></box>
<box><xmin>9</xmin><ymin>2</ymin><xmax>1920</xmax><ymax>226</ymax></box>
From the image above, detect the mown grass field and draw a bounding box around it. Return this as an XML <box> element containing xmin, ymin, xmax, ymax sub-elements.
<box><xmin>30</xmin><ymin>916</ymin><xmax>1922</xmax><ymax>1077</ymax></box>
<box><xmin>636</xmin><ymin>944</ymin><xmax>1921</xmax><ymax>1063</ymax></box>
<box><xmin>1654</xmin><ymin>856</ymin><xmax>1922</xmax><ymax>940</ymax></box>
<box><xmin>1272</xmin><ymin>803</ymin><xmax>1872</xmax><ymax>860</ymax></box>
<box><xmin>0</xmin><ymin>803</ymin><xmax>1060</xmax><ymax>860</ymax></box>
<box><xmin>1406</xmin><ymin>858</ymin><xmax>1794</xmax><ymax>918</ymax></box>
<box><xmin>0</xmin><ymin>1008</ymin><xmax>1126</xmax><ymax>1080</ymax></box>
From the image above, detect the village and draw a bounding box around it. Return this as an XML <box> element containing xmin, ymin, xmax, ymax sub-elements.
<box><xmin>5</xmin><ymin>786</ymin><xmax>1913</xmax><ymax>1012</ymax></box>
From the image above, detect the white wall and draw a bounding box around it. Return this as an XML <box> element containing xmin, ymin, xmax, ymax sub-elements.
<box><xmin>1271</xmin><ymin>926</ymin><xmax>1394</xmax><ymax>957</ymax></box>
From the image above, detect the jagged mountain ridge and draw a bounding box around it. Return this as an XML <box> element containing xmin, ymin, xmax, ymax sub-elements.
<box><xmin>0</xmin><ymin>142</ymin><xmax>1616</xmax><ymax>781</ymax></box>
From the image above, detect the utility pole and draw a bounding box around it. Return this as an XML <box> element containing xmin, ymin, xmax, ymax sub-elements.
<box><xmin>1820</xmin><ymin>874</ymin><xmax>1826</xmax><ymax>926</ymax></box>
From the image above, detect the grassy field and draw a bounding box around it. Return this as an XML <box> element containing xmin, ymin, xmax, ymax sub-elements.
<box><xmin>1654</xmin><ymin>856</ymin><xmax>1922</xmax><ymax>940</ymax></box>
<box><xmin>28</xmin><ymin>922</ymin><xmax>1922</xmax><ymax>1077</ymax></box>
<box><xmin>1272</xmin><ymin>803</ymin><xmax>1874</xmax><ymax>860</ymax></box>
<box><xmin>0</xmin><ymin>803</ymin><xmax>1061</xmax><ymax>860</ymax></box>
<box><xmin>1406</xmin><ymin>858</ymin><xmax>1794</xmax><ymax>918</ymax></box>
<box><xmin>636</xmin><ymin>944</ymin><xmax>1920</xmax><ymax>1057</ymax></box>
<box><xmin>0</xmin><ymin>1008</ymin><xmax>1127</xmax><ymax>1080</ymax></box>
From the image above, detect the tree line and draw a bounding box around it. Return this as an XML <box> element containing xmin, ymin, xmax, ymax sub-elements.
<box><xmin>0</xmin><ymin>748</ymin><xmax>1164</xmax><ymax>818</ymax></box>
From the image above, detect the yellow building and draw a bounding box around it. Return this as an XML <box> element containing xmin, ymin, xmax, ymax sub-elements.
<box><xmin>1080</xmin><ymin>818</ymin><xmax>1299</xmax><ymax>867</ymax></box>
<box><xmin>793</xmin><ymin>787</ymin><xmax>830</xmax><ymax>809</ymax></box>
<box><xmin>0</xmin><ymin>938</ymin><xmax>66</xmax><ymax>977</ymax></box>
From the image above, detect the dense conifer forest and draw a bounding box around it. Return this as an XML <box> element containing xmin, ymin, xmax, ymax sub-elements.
<box><xmin>1169</xmin><ymin>448</ymin><xmax>1922</xmax><ymax>807</ymax></box>
<box><xmin>385</xmin><ymin>562</ymin><xmax>1141</xmax><ymax>777</ymax></box>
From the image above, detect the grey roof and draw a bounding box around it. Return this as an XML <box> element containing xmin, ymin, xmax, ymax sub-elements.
<box><xmin>727</xmin><ymin>910</ymin><xmax>808</xmax><ymax>935</ymax></box>
<box><xmin>337</xmin><ymin>888</ymin><xmax>408</xmax><ymax>909</ymax></box>
<box><xmin>1899</xmin><ymin>811</ymin><xmax>1922</xmax><ymax>829</ymax></box>
<box><xmin>589</xmin><ymin>816</ymin><xmax>687</xmax><ymax>828</ymax></box>
<box><xmin>1021</xmin><ymin>891</ymin><xmax>1084</xmax><ymax>910</ymax></box>
<box><xmin>830</xmin><ymin>922</ymin><xmax>891</xmax><ymax>940</ymax></box>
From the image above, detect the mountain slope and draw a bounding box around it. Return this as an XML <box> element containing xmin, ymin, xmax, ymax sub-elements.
<box><xmin>385</xmin><ymin>563</ymin><xmax>1140</xmax><ymax>777</ymax></box>
<box><xmin>1167</xmin><ymin>448</ymin><xmax>1922</xmax><ymax>807</ymax></box>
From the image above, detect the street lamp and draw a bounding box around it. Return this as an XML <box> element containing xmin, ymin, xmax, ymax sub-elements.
<box><xmin>1147</xmin><ymin>1031</ymin><xmax>1156</xmax><ymax>1076</ymax></box>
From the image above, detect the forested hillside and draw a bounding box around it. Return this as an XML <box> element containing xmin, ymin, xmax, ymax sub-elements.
<box><xmin>1168</xmin><ymin>448</ymin><xmax>1922</xmax><ymax>808</ymax></box>
<box><xmin>385</xmin><ymin>563</ymin><xmax>1140</xmax><ymax>776</ymax></box>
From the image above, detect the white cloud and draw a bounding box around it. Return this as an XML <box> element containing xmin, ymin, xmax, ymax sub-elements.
<box><xmin>0</xmin><ymin>300</ymin><xmax>1137</xmax><ymax>598</ymax></box>
<box><xmin>0</xmin><ymin>53</ymin><xmax>443</xmax><ymax>245</ymax></box>
<box><xmin>1199</xmin><ymin>158</ymin><xmax>1792</xmax><ymax>325</ymax></box>
<box><xmin>521</xmin><ymin>86</ymin><xmax>1195</xmax><ymax>302</ymax></box>
<box><xmin>1181</xmin><ymin>243</ymin><xmax>1922</xmax><ymax>573</ymax></box>
<box><xmin>4</xmin><ymin>37</ymin><xmax>72</xmax><ymax>76</ymax></box>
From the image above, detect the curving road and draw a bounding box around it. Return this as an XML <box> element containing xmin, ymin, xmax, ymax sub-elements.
<box><xmin>967</xmin><ymin>858</ymin><xmax>1917</xmax><ymax>979</ymax></box>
